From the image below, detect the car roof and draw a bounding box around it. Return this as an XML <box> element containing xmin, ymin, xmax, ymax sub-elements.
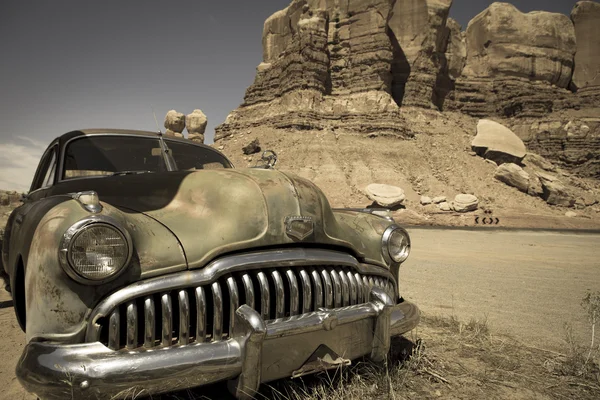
<box><xmin>56</xmin><ymin>129</ymin><xmax>215</xmax><ymax>150</ymax></box>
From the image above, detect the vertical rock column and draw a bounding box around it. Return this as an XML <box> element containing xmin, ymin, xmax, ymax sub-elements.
<box><xmin>571</xmin><ymin>1</ymin><xmax>600</xmax><ymax>102</ymax></box>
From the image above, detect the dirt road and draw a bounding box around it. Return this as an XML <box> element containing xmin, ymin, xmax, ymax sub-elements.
<box><xmin>402</xmin><ymin>227</ymin><xmax>600</xmax><ymax>350</ymax></box>
<box><xmin>1</xmin><ymin>227</ymin><xmax>599</xmax><ymax>398</ymax></box>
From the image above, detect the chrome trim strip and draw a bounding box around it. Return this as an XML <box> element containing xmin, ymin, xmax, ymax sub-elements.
<box><xmin>108</xmin><ymin>309</ymin><xmax>120</xmax><ymax>350</ymax></box>
<box><xmin>286</xmin><ymin>270</ymin><xmax>299</xmax><ymax>316</ymax></box>
<box><xmin>299</xmin><ymin>269</ymin><xmax>312</xmax><ymax>314</ymax></box>
<box><xmin>257</xmin><ymin>272</ymin><xmax>270</xmax><ymax>320</ymax></box>
<box><xmin>362</xmin><ymin>276</ymin><xmax>370</xmax><ymax>303</ymax></box>
<box><xmin>271</xmin><ymin>271</ymin><xmax>285</xmax><ymax>319</ymax></box>
<box><xmin>144</xmin><ymin>297</ymin><xmax>155</xmax><ymax>348</ymax></box>
<box><xmin>161</xmin><ymin>294</ymin><xmax>172</xmax><ymax>347</ymax></box>
<box><xmin>195</xmin><ymin>287</ymin><xmax>206</xmax><ymax>343</ymax></box>
<box><xmin>126</xmin><ymin>301</ymin><xmax>138</xmax><ymax>350</ymax></box>
<box><xmin>178</xmin><ymin>290</ymin><xmax>190</xmax><ymax>345</ymax></box>
<box><xmin>212</xmin><ymin>282</ymin><xmax>223</xmax><ymax>341</ymax></box>
<box><xmin>227</xmin><ymin>277</ymin><xmax>240</xmax><ymax>334</ymax></box>
<box><xmin>242</xmin><ymin>274</ymin><xmax>255</xmax><ymax>310</ymax></box>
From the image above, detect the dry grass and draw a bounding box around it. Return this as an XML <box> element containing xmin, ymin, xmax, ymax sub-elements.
<box><xmin>155</xmin><ymin>308</ymin><xmax>599</xmax><ymax>400</ymax></box>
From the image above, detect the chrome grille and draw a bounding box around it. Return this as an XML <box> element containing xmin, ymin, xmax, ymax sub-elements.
<box><xmin>98</xmin><ymin>265</ymin><xmax>396</xmax><ymax>351</ymax></box>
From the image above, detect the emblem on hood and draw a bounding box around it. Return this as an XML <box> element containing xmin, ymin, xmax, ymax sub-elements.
<box><xmin>285</xmin><ymin>216</ymin><xmax>314</xmax><ymax>241</ymax></box>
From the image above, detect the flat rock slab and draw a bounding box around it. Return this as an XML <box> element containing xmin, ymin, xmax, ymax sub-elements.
<box><xmin>366</xmin><ymin>183</ymin><xmax>406</xmax><ymax>208</ymax></box>
<box><xmin>473</xmin><ymin>120</ymin><xmax>527</xmax><ymax>165</ymax></box>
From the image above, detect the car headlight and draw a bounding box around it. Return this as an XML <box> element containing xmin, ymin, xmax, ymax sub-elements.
<box><xmin>382</xmin><ymin>225</ymin><xmax>410</xmax><ymax>263</ymax></box>
<box><xmin>60</xmin><ymin>218</ymin><xmax>132</xmax><ymax>284</ymax></box>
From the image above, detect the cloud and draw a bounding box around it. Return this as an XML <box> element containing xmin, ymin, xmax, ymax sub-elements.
<box><xmin>0</xmin><ymin>136</ymin><xmax>47</xmax><ymax>192</ymax></box>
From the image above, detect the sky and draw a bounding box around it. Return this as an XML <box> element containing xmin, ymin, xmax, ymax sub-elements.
<box><xmin>0</xmin><ymin>0</ymin><xmax>578</xmax><ymax>191</ymax></box>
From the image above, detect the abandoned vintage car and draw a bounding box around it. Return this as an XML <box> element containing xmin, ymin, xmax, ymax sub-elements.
<box><xmin>1</xmin><ymin>129</ymin><xmax>419</xmax><ymax>399</ymax></box>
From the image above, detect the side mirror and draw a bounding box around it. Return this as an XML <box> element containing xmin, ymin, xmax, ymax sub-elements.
<box><xmin>261</xmin><ymin>150</ymin><xmax>278</xmax><ymax>169</ymax></box>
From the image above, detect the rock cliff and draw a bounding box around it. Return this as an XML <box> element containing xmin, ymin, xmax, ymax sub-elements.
<box><xmin>216</xmin><ymin>0</ymin><xmax>600</xmax><ymax>177</ymax></box>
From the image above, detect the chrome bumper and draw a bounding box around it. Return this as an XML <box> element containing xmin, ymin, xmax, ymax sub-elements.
<box><xmin>16</xmin><ymin>288</ymin><xmax>419</xmax><ymax>400</ymax></box>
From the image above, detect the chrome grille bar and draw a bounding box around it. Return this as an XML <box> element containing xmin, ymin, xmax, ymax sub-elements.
<box><xmin>320</xmin><ymin>269</ymin><xmax>333</xmax><ymax>308</ymax></box>
<box><xmin>96</xmin><ymin>260</ymin><xmax>397</xmax><ymax>351</ymax></box>
<box><xmin>242</xmin><ymin>274</ymin><xmax>255</xmax><ymax>310</ymax></box>
<box><xmin>311</xmin><ymin>269</ymin><xmax>324</xmax><ymax>309</ymax></box>
<box><xmin>195</xmin><ymin>287</ymin><xmax>206</xmax><ymax>343</ymax></box>
<box><xmin>178</xmin><ymin>290</ymin><xmax>190</xmax><ymax>345</ymax></box>
<box><xmin>286</xmin><ymin>270</ymin><xmax>299</xmax><ymax>316</ymax></box>
<box><xmin>257</xmin><ymin>272</ymin><xmax>270</xmax><ymax>320</ymax></box>
<box><xmin>346</xmin><ymin>271</ymin><xmax>358</xmax><ymax>306</ymax></box>
<box><xmin>212</xmin><ymin>282</ymin><xmax>223</xmax><ymax>341</ymax></box>
<box><xmin>330</xmin><ymin>270</ymin><xmax>342</xmax><ymax>308</ymax></box>
<box><xmin>338</xmin><ymin>269</ymin><xmax>350</xmax><ymax>307</ymax></box>
<box><xmin>126</xmin><ymin>301</ymin><xmax>138</xmax><ymax>350</ymax></box>
<box><xmin>161</xmin><ymin>293</ymin><xmax>172</xmax><ymax>347</ymax></box>
<box><xmin>143</xmin><ymin>297</ymin><xmax>155</xmax><ymax>348</ymax></box>
<box><xmin>272</xmin><ymin>271</ymin><xmax>285</xmax><ymax>319</ymax></box>
<box><xmin>108</xmin><ymin>309</ymin><xmax>120</xmax><ymax>350</ymax></box>
<box><xmin>227</xmin><ymin>277</ymin><xmax>239</xmax><ymax>333</ymax></box>
<box><xmin>299</xmin><ymin>269</ymin><xmax>312</xmax><ymax>314</ymax></box>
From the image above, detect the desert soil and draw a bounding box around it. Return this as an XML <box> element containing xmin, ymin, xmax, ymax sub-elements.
<box><xmin>1</xmin><ymin>228</ymin><xmax>598</xmax><ymax>399</ymax></box>
<box><xmin>218</xmin><ymin>110</ymin><xmax>600</xmax><ymax>230</ymax></box>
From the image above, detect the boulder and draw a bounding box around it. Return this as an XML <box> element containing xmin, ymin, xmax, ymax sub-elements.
<box><xmin>571</xmin><ymin>2</ymin><xmax>600</xmax><ymax>90</ymax></box>
<box><xmin>527</xmin><ymin>176</ymin><xmax>544</xmax><ymax>197</ymax></box>
<box><xmin>565</xmin><ymin>211</ymin><xmax>577</xmax><ymax>218</ymax></box>
<box><xmin>186</xmin><ymin>109</ymin><xmax>208</xmax><ymax>137</ymax></box>
<box><xmin>420</xmin><ymin>196</ymin><xmax>432</xmax><ymax>205</ymax></box>
<box><xmin>540</xmin><ymin>179</ymin><xmax>575</xmax><ymax>207</ymax></box>
<box><xmin>462</xmin><ymin>3</ymin><xmax>575</xmax><ymax>88</ymax></box>
<box><xmin>451</xmin><ymin>194</ymin><xmax>479</xmax><ymax>213</ymax></box>
<box><xmin>432</xmin><ymin>196</ymin><xmax>446</xmax><ymax>204</ymax></box>
<box><xmin>472</xmin><ymin>120</ymin><xmax>527</xmax><ymax>165</ymax></box>
<box><xmin>522</xmin><ymin>153</ymin><xmax>556</xmax><ymax>172</ymax></box>
<box><xmin>365</xmin><ymin>183</ymin><xmax>406</xmax><ymax>208</ymax></box>
<box><xmin>438</xmin><ymin>201</ymin><xmax>452</xmax><ymax>211</ymax></box>
<box><xmin>494</xmin><ymin>163</ymin><xmax>530</xmax><ymax>193</ymax></box>
<box><xmin>242</xmin><ymin>139</ymin><xmax>261</xmax><ymax>155</ymax></box>
<box><xmin>164</xmin><ymin>110</ymin><xmax>186</xmax><ymax>134</ymax></box>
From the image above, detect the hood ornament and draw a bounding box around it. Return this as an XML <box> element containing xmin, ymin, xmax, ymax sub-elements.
<box><xmin>285</xmin><ymin>216</ymin><xmax>314</xmax><ymax>241</ymax></box>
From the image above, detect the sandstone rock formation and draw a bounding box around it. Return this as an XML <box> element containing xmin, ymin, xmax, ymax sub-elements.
<box><xmin>365</xmin><ymin>183</ymin><xmax>406</xmax><ymax>207</ymax></box>
<box><xmin>420</xmin><ymin>196</ymin><xmax>432</xmax><ymax>205</ymax></box>
<box><xmin>571</xmin><ymin>2</ymin><xmax>600</xmax><ymax>96</ymax></box>
<box><xmin>186</xmin><ymin>109</ymin><xmax>208</xmax><ymax>143</ymax></box>
<box><xmin>164</xmin><ymin>110</ymin><xmax>186</xmax><ymax>138</ymax></box>
<box><xmin>444</xmin><ymin>17</ymin><xmax>466</xmax><ymax>81</ymax></box>
<box><xmin>472</xmin><ymin>120</ymin><xmax>527</xmax><ymax>165</ymax></box>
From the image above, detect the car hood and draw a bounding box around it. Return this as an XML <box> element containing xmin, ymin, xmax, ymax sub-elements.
<box><xmin>90</xmin><ymin>169</ymin><xmax>387</xmax><ymax>269</ymax></box>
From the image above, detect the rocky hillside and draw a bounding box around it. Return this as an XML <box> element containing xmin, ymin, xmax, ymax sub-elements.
<box><xmin>216</xmin><ymin>0</ymin><xmax>600</xmax><ymax>179</ymax></box>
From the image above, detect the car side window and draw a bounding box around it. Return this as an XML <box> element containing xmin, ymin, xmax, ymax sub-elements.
<box><xmin>31</xmin><ymin>147</ymin><xmax>58</xmax><ymax>191</ymax></box>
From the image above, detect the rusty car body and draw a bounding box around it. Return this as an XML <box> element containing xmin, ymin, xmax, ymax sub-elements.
<box><xmin>1</xmin><ymin>129</ymin><xmax>419</xmax><ymax>399</ymax></box>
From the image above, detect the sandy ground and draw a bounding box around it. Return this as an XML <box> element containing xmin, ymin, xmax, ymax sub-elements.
<box><xmin>402</xmin><ymin>228</ymin><xmax>600</xmax><ymax>351</ymax></box>
<box><xmin>1</xmin><ymin>228</ymin><xmax>598</xmax><ymax>399</ymax></box>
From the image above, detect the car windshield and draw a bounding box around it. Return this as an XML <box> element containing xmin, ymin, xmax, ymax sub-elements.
<box><xmin>62</xmin><ymin>135</ymin><xmax>232</xmax><ymax>179</ymax></box>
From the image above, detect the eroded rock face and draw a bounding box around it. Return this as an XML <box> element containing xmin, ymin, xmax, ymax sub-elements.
<box><xmin>444</xmin><ymin>17</ymin><xmax>466</xmax><ymax>80</ymax></box>
<box><xmin>571</xmin><ymin>2</ymin><xmax>600</xmax><ymax>95</ymax></box>
<box><xmin>449</xmin><ymin>3</ymin><xmax>577</xmax><ymax>118</ymax></box>
<box><xmin>387</xmin><ymin>0</ymin><xmax>453</xmax><ymax>108</ymax></box>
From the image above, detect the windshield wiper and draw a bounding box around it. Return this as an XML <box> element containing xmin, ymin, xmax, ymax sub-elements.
<box><xmin>111</xmin><ymin>170</ymin><xmax>154</xmax><ymax>176</ymax></box>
